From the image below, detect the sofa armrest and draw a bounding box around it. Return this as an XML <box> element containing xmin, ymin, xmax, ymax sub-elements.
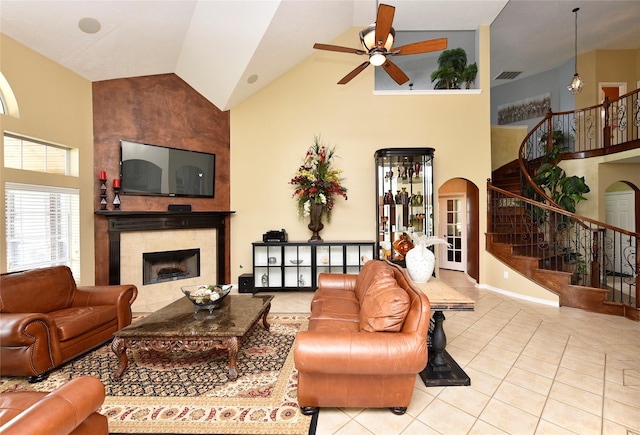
<box><xmin>294</xmin><ymin>331</ymin><xmax>427</xmax><ymax>375</ymax></box>
<box><xmin>73</xmin><ymin>284</ymin><xmax>137</xmax><ymax>306</ymax></box>
<box><xmin>0</xmin><ymin>376</ymin><xmax>107</xmax><ymax>435</ymax></box>
<box><xmin>0</xmin><ymin>313</ymin><xmax>59</xmax><ymax>347</ymax></box>
<box><xmin>317</xmin><ymin>273</ymin><xmax>357</xmax><ymax>292</ymax></box>
<box><xmin>72</xmin><ymin>284</ymin><xmax>138</xmax><ymax>329</ymax></box>
<box><xmin>0</xmin><ymin>313</ymin><xmax>63</xmax><ymax>376</ymax></box>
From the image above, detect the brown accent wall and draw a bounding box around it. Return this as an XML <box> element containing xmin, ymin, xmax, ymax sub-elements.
<box><xmin>92</xmin><ymin>73</ymin><xmax>231</xmax><ymax>284</ymax></box>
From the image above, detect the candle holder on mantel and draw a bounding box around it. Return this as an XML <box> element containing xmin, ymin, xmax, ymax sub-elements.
<box><xmin>112</xmin><ymin>179</ymin><xmax>122</xmax><ymax>210</ymax></box>
<box><xmin>99</xmin><ymin>177</ymin><xmax>108</xmax><ymax>210</ymax></box>
<box><xmin>113</xmin><ymin>187</ymin><xmax>121</xmax><ymax>210</ymax></box>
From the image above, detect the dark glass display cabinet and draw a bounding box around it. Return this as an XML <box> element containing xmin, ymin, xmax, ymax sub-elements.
<box><xmin>374</xmin><ymin>148</ymin><xmax>435</xmax><ymax>261</ymax></box>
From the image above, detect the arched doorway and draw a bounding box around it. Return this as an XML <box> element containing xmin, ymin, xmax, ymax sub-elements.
<box><xmin>438</xmin><ymin>178</ymin><xmax>479</xmax><ymax>282</ymax></box>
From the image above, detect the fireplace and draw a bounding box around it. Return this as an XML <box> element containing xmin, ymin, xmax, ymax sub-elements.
<box><xmin>96</xmin><ymin>211</ymin><xmax>234</xmax><ymax>313</ymax></box>
<box><xmin>96</xmin><ymin>210</ymin><xmax>233</xmax><ymax>286</ymax></box>
<box><xmin>143</xmin><ymin>248</ymin><xmax>200</xmax><ymax>285</ymax></box>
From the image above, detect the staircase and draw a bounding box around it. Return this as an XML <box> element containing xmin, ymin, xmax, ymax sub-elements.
<box><xmin>488</xmin><ymin>90</ymin><xmax>640</xmax><ymax>321</ymax></box>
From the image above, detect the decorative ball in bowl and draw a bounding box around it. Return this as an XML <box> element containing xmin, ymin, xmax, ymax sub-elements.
<box><xmin>181</xmin><ymin>284</ymin><xmax>232</xmax><ymax>313</ymax></box>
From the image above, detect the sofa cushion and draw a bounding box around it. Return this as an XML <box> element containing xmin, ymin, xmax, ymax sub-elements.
<box><xmin>51</xmin><ymin>306</ymin><xmax>117</xmax><ymax>341</ymax></box>
<box><xmin>310</xmin><ymin>287</ymin><xmax>358</xmax><ymax>310</ymax></box>
<box><xmin>310</xmin><ymin>299</ymin><xmax>360</xmax><ymax>323</ymax></box>
<box><xmin>1</xmin><ymin>266</ymin><xmax>76</xmax><ymax>314</ymax></box>
<box><xmin>354</xmin><ymin>260</ymin><xmax>395</xmax><ymax>302</ymax></box>
<box><xmin>308</xmin><ymin>318</ymin><xmax>360</xmax><ymax>333</ymax></box>
<box><xmin>359</xmin><ymin>280</ymin><xmax>411</xmax><ymax>332</ymax></box>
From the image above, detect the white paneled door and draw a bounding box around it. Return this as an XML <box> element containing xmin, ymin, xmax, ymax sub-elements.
<box><xmin>605</xmin><ymin>190</ymin><xmax>636</xmax><ymax>276</ymax></box>
<box><xmin>439</xmin><ymin>195</ymin><xmax>465</xmax><ymax>272</ymax></box>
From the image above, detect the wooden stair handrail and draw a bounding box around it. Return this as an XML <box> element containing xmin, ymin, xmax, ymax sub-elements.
<box><xmin>487</xmin><ymin>181</ymin><xmax>639</xmax><ymax>239</ymax></box>
<box><xmin>517</xmin><ymin>88</ymin><xmax>640</xmax><ymax>213</ymax></box>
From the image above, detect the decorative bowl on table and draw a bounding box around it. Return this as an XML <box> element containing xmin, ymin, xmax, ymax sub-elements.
<box><xmin>181</xmin><ymin>284</ymin><xmax>232</xmax><ymax>313</ymax></box>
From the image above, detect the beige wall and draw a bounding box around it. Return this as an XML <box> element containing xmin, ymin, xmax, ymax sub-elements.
<box><xmin>230</xmin><ymin>26</ymin><xmax>552</xmax><ymax>300</ymax></box>
<box><xmin>578</xmin><ymin>48</ymin><xmax>640</xmax><ymax>108</ymax></box>
<box><xmin>559</xmin><ymin>148</ymin><xmax>640</xmax><ymax>222</ymax></box>
<box><xmin>595</xmin><ymin>49</ymin><xmax>638</xmax><ymax>93</ymax></box>
<box><xmin>491</xmin><ymin>125</ymin><xmax>528</xmax><ymax>171</ymax></box>
<box><xmin>0</xmin><ymin>35</ymin><xmax>95</xmax><ymax>283</ymax></box>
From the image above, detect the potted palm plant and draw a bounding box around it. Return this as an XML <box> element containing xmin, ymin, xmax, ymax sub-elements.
<box><xmin>430</xmin><ymin>48</ymin><xmax>478</xmax><ymax>89</ymax></box>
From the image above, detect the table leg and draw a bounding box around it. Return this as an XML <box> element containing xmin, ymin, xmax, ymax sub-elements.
<box><xmin>111</xmin><ymin>336</ymin><xmax>128</xmax><ymax>379</ymax></box>
<box><xmin>261</xmin><ymin>303</ymin><xmax>271</xmax><ymax>331</ymax></box>
<box><xmin>227</xmin><ymin>337</ymin><xmax>239</xmax><ymax>380</ymax></box>
<box><xmin>430</xmin><ymin>310</ymin><xmax>449</xmax><ymax>371</ymax></box>
<box><xmin>419</xmin><ymin>310</ymin><xmax>471</xmax><ymax>387</ymax></box>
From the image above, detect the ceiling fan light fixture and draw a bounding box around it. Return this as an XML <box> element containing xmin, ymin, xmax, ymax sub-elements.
<box><xmin>369</xmin><ymin>51</ymin><xmax>386</xmax><ymax>66</ymax></box>
<box><xmin>359</xmin><ymin>24</ymin><xmax>395</xmax><ymax>52</ymax></box>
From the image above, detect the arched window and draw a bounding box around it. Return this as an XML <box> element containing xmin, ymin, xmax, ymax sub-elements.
<box><xmin>0</xmin><ymin>72</ymin><xmax>19</xmax><ymax>117</ymax></box>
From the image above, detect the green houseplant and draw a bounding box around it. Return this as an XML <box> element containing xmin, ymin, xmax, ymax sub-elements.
<box><xmin>430</xmin><ymin>48</ymin><xmax>478</xmax><ymax>89</ymax></box>
<box><xmin>532</xmin><ymin>130</ymin><xmax>590</xmax><ymax>213</ymax></box>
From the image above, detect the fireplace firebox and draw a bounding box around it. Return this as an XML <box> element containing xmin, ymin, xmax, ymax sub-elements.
<box><xmin>143</xmin><ymin>248</ymin><xmax>200</xmax><ymax>285</ymax></box>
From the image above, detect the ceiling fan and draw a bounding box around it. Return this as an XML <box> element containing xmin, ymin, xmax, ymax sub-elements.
<box><xmin>313</xmin><ymin>3</ymin><xmax>447</xmax><ymax>85</ymax></box>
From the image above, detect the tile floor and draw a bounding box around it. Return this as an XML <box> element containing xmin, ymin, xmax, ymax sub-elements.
<box><xmin>260</xmin><ymin>269</ymin><xmax>640</xmax><ymax>435</ymax></box>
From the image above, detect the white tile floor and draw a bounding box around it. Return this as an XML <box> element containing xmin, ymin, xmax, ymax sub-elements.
<box><xmin>260</xmin><ymin>269</ymin><xmax>640</xmax><ymax>435</ymax></box>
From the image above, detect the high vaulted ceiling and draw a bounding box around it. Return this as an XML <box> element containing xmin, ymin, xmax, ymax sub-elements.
<box><xmin>1</xmin><ymin>1</ymin><xmax>639</xmax><ymax>111</ymax></box>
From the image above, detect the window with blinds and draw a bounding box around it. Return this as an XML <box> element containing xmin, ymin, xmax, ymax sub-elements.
<box><xmin>5</xmin><ymin>183</ymin><xmax>80</xmax><ymax>280</ymax></box>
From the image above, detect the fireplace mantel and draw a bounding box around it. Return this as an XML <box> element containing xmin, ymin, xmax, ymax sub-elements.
<box><xmin>96</xmin><ymin>210</ymin><xmax>234</xmax><ymax>285</ymax></box>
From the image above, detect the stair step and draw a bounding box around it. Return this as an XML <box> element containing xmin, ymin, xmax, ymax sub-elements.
<box><xmin>487</xmin><ymin>236</ymin><xmax>636</xmax><ymax>320</ymax></box>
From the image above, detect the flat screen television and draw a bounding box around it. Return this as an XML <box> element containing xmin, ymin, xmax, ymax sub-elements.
<box><xmin>120</xmin><ymin>140</ymin><xmax>215</xmax><ymax>197</ymax></box>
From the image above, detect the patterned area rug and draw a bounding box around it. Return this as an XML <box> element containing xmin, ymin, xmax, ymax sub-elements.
<box><xmin>0</xmin><ymin>313</ymin><xmax>313</xmax><ymax>434</ymax></box>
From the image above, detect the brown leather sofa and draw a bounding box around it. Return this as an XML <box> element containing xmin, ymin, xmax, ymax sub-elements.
<box><xmin>0</xmin><ymin>265</ymin><xmax>137</xmax><ymax>382</ymax></box>
<box><xmin>0</xmin><ymin>376</ymin><xmax>108</xmax><ymax>434</ymax></box>
<box><xmin>294</xmin><ymin>260</ymin><xmax>431</xmax><ymax>415</ymax></box>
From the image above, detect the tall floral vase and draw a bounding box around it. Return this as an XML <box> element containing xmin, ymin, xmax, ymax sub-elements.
<box><xmin>405</xmin><ymin>245</ymin><xmax>435</xmax><ymax>283</ymax></box>
<box><xmin>308</xmin><ymin>202</ymin><xmax>324</xmax><ymax>242</ymax></box>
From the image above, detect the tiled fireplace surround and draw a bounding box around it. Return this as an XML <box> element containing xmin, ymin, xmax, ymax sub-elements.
<box><xmin>121</xmin><ymin>229</ymin><xmax>216</xmax><ymax>312</ymax></box>
<box><xmin>97</xmin><ymin>211</ymin><xmax>232</xmax><ymax>313</ymax></box>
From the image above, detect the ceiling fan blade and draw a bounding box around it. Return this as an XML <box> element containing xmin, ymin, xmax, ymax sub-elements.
<box><xmin>338</xmin><ymin>61</ymin><xmax>370</xmax><ymax>85</ymax></box>
<box><xmin>374</xmin><ymin>4</ymin><xmax>395</xmax><ymax>49</ymax></box>
<box><xmin>392</xmin><ymin>38</ymin><xmax>448</xmax><ymax>56</ymax></box>
<box><xmin>313</xmin><ymin>43</ymin><xmax>366</xmax><ymax>55</ymax></box>
<box><xmin>382</xmin><ymin>59</ymin><xmax>410</xmax><ymax>85</ymax></box>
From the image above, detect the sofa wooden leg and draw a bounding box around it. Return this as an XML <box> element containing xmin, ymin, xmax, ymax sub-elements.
<box><xmin>300</xmin><ymin>406</ymin><xmax>318</xmax><ymax>416</ymax></box>
<box><xmin>27</xmin><ymin>373</ymin><xmax>49</xmax><ymax>383</ymax></box>
<box><xmin>390</xmin><ymin>407</ymin><xmax>407</xmax><ymax>415</ymax></box>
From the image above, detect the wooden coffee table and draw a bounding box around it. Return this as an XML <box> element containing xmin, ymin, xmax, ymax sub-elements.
<box><xmin>111</xmin><ymin>294</ymin><xmax>274</xmax><ymax>381</ymax></box>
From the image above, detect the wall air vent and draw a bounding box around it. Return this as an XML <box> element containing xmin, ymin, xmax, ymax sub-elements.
<box><xmin>494</xmin><ymin>71</ymin><xmax>522</xmax><ymax>80</ymax></box>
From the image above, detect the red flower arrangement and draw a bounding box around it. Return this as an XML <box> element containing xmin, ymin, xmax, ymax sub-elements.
<box><xmin>290</xmin><ymin>136</ymin><xmax>348</xmax><ymax>222</ymax></box>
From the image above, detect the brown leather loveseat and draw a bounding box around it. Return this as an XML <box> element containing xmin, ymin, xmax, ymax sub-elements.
<box><xmin>294</xmin><ymin>260</ymin><xmax>430</xmax><ymax>415</ymax></box>
<box><xmin>0</xmin><ymin>266</ymin><xmax>137</xmax><ymax>382</ymax></box>
<box><xmin>0</xmin><ymin>376</ymin><xmax>108</xmax><ymax>434</ymax></box>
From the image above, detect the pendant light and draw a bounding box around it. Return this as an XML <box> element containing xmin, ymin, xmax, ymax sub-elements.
<box><xmin>567</xmin><ymin>7</ymin><xmax>584</xmax><ymax>94</ymax></box>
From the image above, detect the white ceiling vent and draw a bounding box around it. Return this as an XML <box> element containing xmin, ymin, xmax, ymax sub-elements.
<box><xmin>494</xmin><ymin>71</ymin><xmax>522</xmax><ymax>80</ymax></box>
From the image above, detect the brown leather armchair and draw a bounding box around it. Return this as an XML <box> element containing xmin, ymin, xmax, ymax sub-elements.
<box><xmin>0</xmin><ymin>266</ymin><xmax>137</xmax><ymax>382</ymax></box>
<box><xmin>294</xmin><ymin>260</ymin><xmax>431</xmax><ymax>415</ymax></box>
<box><xmin>0</xmin><ymin>376</ymin><xmax>108</xmax><ymax>435</ymax></box>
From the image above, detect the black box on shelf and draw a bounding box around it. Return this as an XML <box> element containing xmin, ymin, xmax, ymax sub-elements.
<box><xmin>238</xmin><ymin>273</ymin><xmax>254</xmax><ymax>293</ymax></box>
